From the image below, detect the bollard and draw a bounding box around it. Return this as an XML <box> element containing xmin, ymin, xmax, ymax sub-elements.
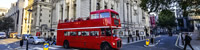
<box><xmin>139</xmin><ymin>36</ymin><xmax>141</xmax><ymax>40</ymax></box>
<box><xmin>146</xmin><ymin>39</ymin><xmax>150</xmax><ymax>46</ymax></box>
<box><xmin>142</xmin><ymin>36</ymin><xmax>144</xmax><ymax>40</ymax></box>
<box><xmin>44</xmin><ymin>43</ymin><xmax>49</xmax><ymax>50</ymax></box>
<box><xmin>136</xmin><ymin>37</ymin><xmax>138</xmax><ymax>41</ymax></box>
<box><xmin>127</xmin><ymin>37</ymin><xmax>130</xmax><ymax>43</ymax></box>
<box><xmin>26</xmin><ymin>40</ymin><xmax>28</xmax><ymax>50</ymax></box>
<box><xmin>131</xmin><ymin>37</ymin><xmax>134</xmax><ymax>42</ymax></box>
<box><xmin>20</xmin><ymin>39</ymin><xmax>23</xmax><ymax>48</ymax></box>
<box><xmin>150</xmin><ymin>38</ymin><xmax>154</xmax><ymax>44</ymax></box>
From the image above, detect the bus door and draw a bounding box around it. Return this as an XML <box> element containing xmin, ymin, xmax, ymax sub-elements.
<box><xmin>86</xmin><ymin>31</ymin><xmax>100</xmax><ymax>49</ymax></box>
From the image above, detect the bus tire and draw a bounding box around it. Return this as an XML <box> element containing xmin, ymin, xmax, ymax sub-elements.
<box><xmin>63</xmin><ymin>40</ymin><xmax>69</xmax><ymax>49</ymax></box>
<box><xmin>100</xmin><ymin>43</ymin><xmax>113</xmax><ymax>50</ymax></box>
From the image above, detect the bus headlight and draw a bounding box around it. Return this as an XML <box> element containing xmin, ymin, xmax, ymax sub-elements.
<box><xmin>112</xmin><ymin>43</ymin><xmax>116</xmax><ymax>45</ymax></box>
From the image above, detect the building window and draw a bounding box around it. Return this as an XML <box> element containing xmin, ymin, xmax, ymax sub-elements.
<box><xmin>40</xmin><ymin>9</ymin><xmax>42</xmax><ymax>11</ymax></box>
<box><xmin>66</xmin><ymin>6</ymin><xmax>69</xmax><ymax>17</ymax></box>
<box><xmin>40</xmin><ymin>19</ymin><xmax>42</xmax><ymax>22</ymax></box>
<box><xmin>40</xmin><ymin>5</ymin><xmax>42</xmax><ymax>8</ymax></box>
<box><xmin>41</xmin><ymin>0</ymin><xmax>45</xmax><ymax>2</ymax></box>
<box><xmin>96</xmin><ymin>3</ymin><xmax>100</xmax><ymax>10</ymax></box>
<box><xmin>49</xmin><ymin>20</ymin><xmax>50</xmax><ymax>23</ymax></box>
<box><xmin>49</xmin><ymin>14</ymin><xmax>51</xmax><ymax>17</ymax></box>
<box><xmin>111</xmin><ymin>5</ymin><xmax>114</xmax><ymax>10</ymax></box>
<box><xmin>104</xmin><ymin>3</ymin><xmax>107</xmax><ymax>9</ymax></box>
<box><xmin>40</xmin><ymin>13</ymin><xmax>42</xmax><ymax>16</ymax></box>
<box><xmin>73</xmin><ymin>4</ymin><xmax>76</xmax><ymax>17</ymax></box>
<box><xmin>31</xmin><ymin>20</ymin><xmax>33</xmax><ymax>24</ymax></box>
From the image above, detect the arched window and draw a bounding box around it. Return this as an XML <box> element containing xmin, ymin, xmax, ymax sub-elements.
<box><xmin>41</xmin><ymin>0</ymin><xmax>45</xmax><ymax>2</ymax></box>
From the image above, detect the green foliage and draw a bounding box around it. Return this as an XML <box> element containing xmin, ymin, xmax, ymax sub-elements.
<box><xmin>157</xmin><ymin>9</ymin><xmax>176</xmax><ymax>28</ymax></box>
<box><xmin>140</xmin><ymin>0</ymin><xmax>172</xmax><ymax>13</ymax></box>
<box><xmin>0</xmin><ymin>17</ymin><xmax>14</xmax><ymax>31</ymax></box>
<box><xmin>140</xmin><ymin>0</ymin><xmax>200</xmax><ymax>16</ymax></box>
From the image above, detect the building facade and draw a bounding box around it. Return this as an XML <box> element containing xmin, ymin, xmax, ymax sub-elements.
<box><xmin>13</xmin><ymin>0</ymin><xmax>150</xmax><ymax>38</ymax></box>
<box><xmin>5</xmin><ymin>0</ymin><xmax>25</xmax><ymax>35</ymax></box>
<box><xmin>118</xmin><ymin>0</ymin><xmax>150</xmax><ymax>37</ymax></box>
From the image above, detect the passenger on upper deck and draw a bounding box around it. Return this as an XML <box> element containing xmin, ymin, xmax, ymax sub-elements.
<box><xmin>64</xmin><ymin>18</ymin><xmax>69</xmax><ymax>22</ymax></box>
<box><xmin>70</xmin><ymin>18</ymin><xmax>75</xmax><ymax>22</ymax></box>
<box><xmin>86</xmin><ymin>17</ymin><xmax>91</xmax><ymax>20</ymax></box>
<box><xmin>77</xmin><ymin>17</ymin><xmax>83</xmax><ymax>21</ymax></box>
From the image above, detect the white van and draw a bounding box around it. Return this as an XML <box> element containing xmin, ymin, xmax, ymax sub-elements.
<box><xmin>0</xmin><ymin>32</ymin><xmax>6</xmax><ymax>38</ymax></box>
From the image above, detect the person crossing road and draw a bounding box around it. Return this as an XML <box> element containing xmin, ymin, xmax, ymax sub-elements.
<box><xmin>184</xmin><ymin>33</ymin><xmax>194</xmax><ymax>50</ymax></box>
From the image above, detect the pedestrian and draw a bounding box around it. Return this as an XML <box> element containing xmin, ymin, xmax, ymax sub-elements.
<box><xmin>47</xmin><ymin>36</ymin><xmax>51</xmax><ymax>45</ymax></box>
<box><xmin>51</xmin><ymin>36</ymin><xmax>56</xmax><ymax>45</ymax></box>
<box><xmin>20</xmin><ymin>39</ymin><xmax>23</xmax><ymax>48</ymax></box>
<box><xmin>184</xmin><ymin>33</ymin><xmax>194</xmax><ymax>50</ymax></box>
<box><xmin>128</xmin><ymin>33</ymin><xmax>133</xmax><ymax>42</ymax></box>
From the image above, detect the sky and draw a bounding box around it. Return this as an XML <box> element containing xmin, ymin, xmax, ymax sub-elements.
<box><xmin>0</xmin><ymin>0</ymin><xmax>18</xmax><ymax>9</ymax></box>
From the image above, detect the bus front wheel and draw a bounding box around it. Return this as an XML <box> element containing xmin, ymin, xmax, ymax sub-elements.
<box><xmin>100</xmin><ymin>43</ymin><xmax>113</xmax><ymax>50</ymax></box>
<box><xmin>63</xmin><ymin>41</ymin><xmax>69</xmax><ymax>49</ymax></box>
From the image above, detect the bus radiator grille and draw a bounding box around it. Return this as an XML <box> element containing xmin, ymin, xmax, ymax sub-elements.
<box><xmin>117</xmin><ymin>40</ymin><xmax>121</xmax><ymax>48</ymax></box>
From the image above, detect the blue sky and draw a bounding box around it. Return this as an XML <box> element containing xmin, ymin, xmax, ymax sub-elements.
<box><xmin>0</xmin><ymin>0</ymin><xmax>18</xmax><ymax>9</ymax></box>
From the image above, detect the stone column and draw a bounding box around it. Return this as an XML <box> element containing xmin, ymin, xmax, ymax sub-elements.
<box><xmin>69</xmin><ymin>0</ymin><xmax>74</xmax><ymax>19</ymax></box>
<box><xmin>76</xmin><ymin>0</ymin><xmax>81</xmax><ymax>18</ymax></box>
<box><xmin>100</xmin><ymin>0</ymin><xmax>105</xmax><ymax>10</ymax></box>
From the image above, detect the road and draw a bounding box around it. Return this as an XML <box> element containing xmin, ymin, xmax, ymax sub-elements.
<box><xmin>120</xmin><ymin>35</ymin><xmax>182</xmax><ymax>50</ymax></box>
<box><xmin>0</xmin><ymin>35</ymin><xmax>181</xmax><ymax>50</ymax></box>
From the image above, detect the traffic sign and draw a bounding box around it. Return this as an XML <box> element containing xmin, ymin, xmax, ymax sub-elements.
<box><xmin>44</xmin><ymin>43</ymin><xmax>49</xmax><ymax>50</ymax></box>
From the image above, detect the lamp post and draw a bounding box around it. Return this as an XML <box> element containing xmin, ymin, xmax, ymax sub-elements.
<box><xmin>26</xmin><ymin>9</ymin><xmax>32</xmax><ymax>50</ymax></box>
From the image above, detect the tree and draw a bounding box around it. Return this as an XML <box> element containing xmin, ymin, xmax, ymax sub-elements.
<box><xmin>157</xmin><ymin>9</ymin><xmax>176</xmax><ymax>35</ymax></box>
<box><xmin>0</xmin><ymin>17</ymin><xmax>14</xmax><ymax>32</ymax></box>
<box><xmin>140</xmin><ymin>0</ymin><xmax>173</xmax><ymax>13</ymax></box>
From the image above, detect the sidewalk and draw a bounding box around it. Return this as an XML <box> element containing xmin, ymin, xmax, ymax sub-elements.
<box><xmin>176</xmin><ymin>30</ymin><xmax>200</xmax><ymax>50</ymax></box>
<box><xmin>121</xmin><ymin>35</ymin><xmax>159</xmax><ymax>45</ymax></box>
<box><xmin>15</xmin><ymin>45</ymin><xmax>63</xmax><ymax>50</ymax></box>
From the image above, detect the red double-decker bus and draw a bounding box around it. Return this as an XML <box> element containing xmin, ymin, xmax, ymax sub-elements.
<box><xmin>57</xmin><ymin>9</ymin><xmax>122</xmax><ymax>50</ymax></box>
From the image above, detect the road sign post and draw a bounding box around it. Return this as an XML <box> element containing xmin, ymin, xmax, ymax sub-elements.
<box><xmin>44</xmin><ymin>43</ymin><xmax>49</xmax><ymax>50</ymax></box>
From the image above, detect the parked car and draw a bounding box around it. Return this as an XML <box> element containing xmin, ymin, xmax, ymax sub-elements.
<box><xmin>28</xmin><ymin>36</ymin><xmax>45</xmax><ymax>44</ymax></box>
<box><xmin>22</xmin><ymin>34</ymin><xmax>31</xmax><ymax>40</ymax></box>
<box><xmin>0</xmin><ymin>32</ymin><xmax>6</xmax><ymax>38</ymax></box>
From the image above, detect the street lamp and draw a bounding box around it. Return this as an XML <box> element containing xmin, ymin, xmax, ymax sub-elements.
<box><xmin>26</xmin><ymin>9</ymin><xmax>32</xmax><ymax>50</ymax></box>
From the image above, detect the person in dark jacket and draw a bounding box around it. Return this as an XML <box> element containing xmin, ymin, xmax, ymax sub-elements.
<box><xmin>51</xmin><ymin>36</ymin><xmax>56</xmax><ymax>45</ymax></box>
<box><xmin>184</xmin><ymin>33</ymin><xmax>194</xmax><ymax>50</ymax></box>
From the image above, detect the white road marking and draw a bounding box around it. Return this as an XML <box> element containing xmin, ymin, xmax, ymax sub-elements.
<box><xmin>196</xmin><ymin>47</ymin><xmax>200</xmax><ymax>50</ymax></box>
<box><xmin>7</xmin><ymin>45</ymin><xmax>10</xmax><ymax>48</ymax></box>
<box><xmin>156</xmin><ymin>40</ymin><xmax>160</xmax><ymax>45</ymax></box>
<box><xmin>49</xmin><ymin>47</ymin><xmax>58</xmax><ymax>49</ymax></box>
<box><xmin>32</xmin><ymin>47</ymin><xmax>43</xmax><ymax>50</ymax></box>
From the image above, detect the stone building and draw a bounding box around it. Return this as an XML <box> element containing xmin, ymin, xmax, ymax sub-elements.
<box><xmin>14</xmin><ymin>0</ymin><xmax>150</xmax><ymax>38</ymax></box>
<box><xmin>118</xmin><ymin>0</ymin><xmax>150</xmax><ymax>37</ymax></box>
<box><xmin>5</xmin><ymin>0</ymin><xmax>25</xmax><ymax>34</ymax></box>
